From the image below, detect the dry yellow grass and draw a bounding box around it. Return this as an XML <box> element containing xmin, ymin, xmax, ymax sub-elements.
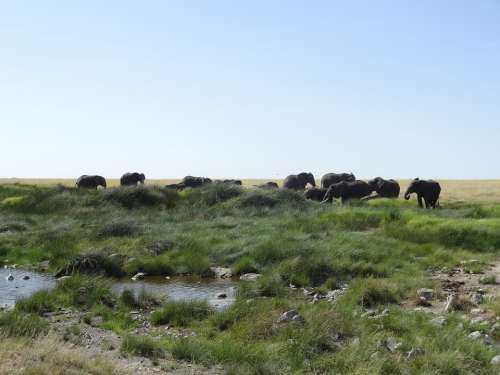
<box><xmin>1</xmin><ymin>178</ymin><xmax>500</xmax><ymax>203</ymax></box>
<box><xmin>0</xmin><ymin>335</ymin><xmax>127</xmax><ymax>375</ymax></box>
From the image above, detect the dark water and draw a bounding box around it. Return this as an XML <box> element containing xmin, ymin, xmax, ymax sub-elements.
<box><xmin>0</xmin><ymin>268</ymin><xmax>55</xmax><ymax>309</ymax></box>
<box><xmin>112</xmin><ymin>276</ymin><xmax>237</xmax><ymax>310</ymax></box>
<box><xmin>0</xmin><ymin>269</ymin><xmax>236</xmax><ymax>310</ymax></box>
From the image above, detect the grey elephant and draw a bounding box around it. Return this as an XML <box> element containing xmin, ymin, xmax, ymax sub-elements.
<box><xmin>283</xmin><ymin>172</ymin><xmax>316</xmax><ymax>190</ymax></box>
<box><xmin>215</xmin><ymin>179</ymin><xmax>242</xmax><ymax>186</ymax></box>
<box><xmin>304</xmin><ymin>187</ymin><xmax>328</xmax><ymax>202</ymax></box>
<box><xmin>76</xmin><ymin>175</ymin><xmax>107</xmax><ymax>189</ymax></box>
<box><xmin>404</xmin><ymin>178</ymin><xmax>441</xmax><ymax>208</ymax></box>
<box><xmin>367</xmin><ymin>177</ymin><xmax>400</xmax><ymax>198</ymax></box>
<box><xmin>321</xmin><ymin>173</ymin><xmax>355</xmax><ymax>188</ymax></box>
<box><xmin>166</xmin><ymin>176</ymin><xmax>212</xmax><ymax>190</ymax></box>
<box><xmin>322</xmin><ymin>180</ymin><xmax>373</xmax><ymax>204</ymax></box>
<box><xmin>120</xmin><ymin>172</ymin><xmax>146</xmax><ymax>186</ymax></box>
<box><xmin>256</xmin><ymin>182</ymin><xmax>279</xmax><ymax>189</ymax></box>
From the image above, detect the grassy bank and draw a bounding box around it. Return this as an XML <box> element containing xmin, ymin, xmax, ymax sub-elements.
<box><xmin>1</xmin><ymin>182</ymin><xmax>500</xmax><ymax>373</ymax></box>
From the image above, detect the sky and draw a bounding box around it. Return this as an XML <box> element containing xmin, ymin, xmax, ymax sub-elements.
<box><xmin>1</xmin><ymin>1</ymin><xmax>500</xmax><ymax>180</ymax></box>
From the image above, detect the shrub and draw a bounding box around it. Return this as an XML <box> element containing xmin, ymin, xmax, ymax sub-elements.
<box><xmin>124</xmin><ymin>256</ymin><xmax>174</xmax><ymax>276</ymax></box>
<box><xmin>16</xmin><ymin>290</ymin><xmax>55</xmax><ymax>314</ymax></box>
<box><xmin>185</xmin><ymin>183</ymin><xmax>243</xmax><ymax>206</ymax></box>
<box><xmin>150</xmin><ymin>301</ymin><xmax>212</xmax><ymax>327</ymax></box>
<box><xmin>237</xmin><ymin>191</ymin><xmax>279</xmax><ymax>208</ymax></box>
<box><xmin>103</xmin><ymin>185</ymin><xmax>179</xmax><ymax>209</ymax></box>
<box><xmin>232</xmin><ymin>256</ymin><xmax>259</xmax><ymax>275</ymax></box>
<box><xmin>96</xmin><ymin>220</ymin><xmax>142</xmax><ymax>238</ymax></box>
<box><xmin>0</xmin><ymin>310</ymin><xmax>48</xmax><ymax>338</ymax></box>
<box><xmin>121</xmin><ymin>335</ymin><xmax>165</xmax><ymax>358</ymax></box>
<box><xmin>358</xmin><ymin>280</ymin><xmax>399</xmax><ymax>308</ymax></box>
<box><xmin>54</xmin><ymin>253</ymin><xmax>125</xmax><ymax>278</ymax></box>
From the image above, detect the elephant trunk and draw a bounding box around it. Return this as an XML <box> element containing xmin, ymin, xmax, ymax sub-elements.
<box><xmin>404</xmin><ymin>191</ymin><xmax>411</xmax><ymax>200</ymax></box>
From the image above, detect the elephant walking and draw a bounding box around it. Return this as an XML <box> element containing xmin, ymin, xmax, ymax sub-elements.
<box><xmin>322</xmin><ymin>180</ymin><xmax>373</xmax><ymax>204</ymax></box>
<box><xmin>120</xmin><ymin>172</ymin><xmax>146</xmax><ymax>186</ymax></box>
<box><xmin>283</xmin><ymin>173</ymin><xmax>316</xmax><ymax>190</ymax></box>
<box><xmin>166</xmin><ymin>176</ymin><xmax>212</xmax><ymax>190</ymax></box>
<box><xmin>404</xmin><ymin>178</ymin><xmax>441</xmax><ymax>208</ymax></box>
<box><xmin>321</xmin><ymin>173</ymin><xmax>355</xmax><ymax>188</ymax></box>
<box><xmin>367</xmin><ymin>177</ymin><xmax>400</xmax><ymax>198</ymax></box>
<box><xmin>304</xmin><ymin>187</ymin><xmax>328</xmax><ymax>202</ymax></box>
<box><xmin>256</xmin><ymin>182</ymin><xmax>279</xmax><ymax>189</ymax></box>
<box><xmin>76</xmin><ymin>175</ymin><xmax>107</xmax><ymax>189</ymax></box>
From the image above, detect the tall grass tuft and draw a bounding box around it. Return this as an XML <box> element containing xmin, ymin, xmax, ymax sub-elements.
<box><xmin>150</xmin><ymin>301</ymin><xmax>212</xmax><ymax>327</ymax></box>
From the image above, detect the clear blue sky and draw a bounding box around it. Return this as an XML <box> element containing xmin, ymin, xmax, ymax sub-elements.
<box><xmin>1</xmin><ymin>1</ymin><xmax>499</xmax><ymax>179</ymax></box>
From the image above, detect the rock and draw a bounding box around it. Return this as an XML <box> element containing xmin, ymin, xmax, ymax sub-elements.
<box><xmin>361</xmin><ymin>310</ymin><xmax>376</xmax><ymax>318</ymax></box>
<box><xmin>5</xmin><ymin>274</ymin><xmax>14</xmax><ymax>281</ymax></box>
<box><xmin>444</xmin><ymin>294</ymin><xmax>458</xmax><ymax>313</ymax></box>
<box><xmin>460</xmin><ymin>259</ymin><xmax>480</xmax><ymax>265</ymax></box>
<box><xmin>240</xmin><ymin>273</ymin><xmax>261</xmax><ymax>282</ymax></box>
<box><xmin>131</xmin><ymin>272</ymin><xmax>146</xmax><ymax>281</ymax></box>
<box><xmin>385</xmin><ymin>337</ymin><xmax>402</xmax><ymax>353</ymax></box>
<box><xmin>277</xmin><ymin>310</ymin><xmax>305</xmax><ymax>324</ymax></box>
<box><xmin>417</xmin><ymin>288</ymin><xmax>434</xmax><ymax>301</ymax></box>
<box><xmin>406</xmin><ymin>347</ymin><xmax>424</xmax><ymax>360</ymax></box>
<box><xmin>471</xmin><ymin>308</ymin><xmax>484</xmax><ymax>315</ymax></box>
<box><xmin>468</xmin><ymin>331</ymin><xmax>482</xmax><ymax>340</ymax></box>
<box><xmin>490</xmin><ymin>355</ymin><xmax>500</xmax><ymax>365</ymax></box>
<box><xmin>22</xmin><ymin>275</ymin><xmax>30</xmax><ymax>280</ymax></box>
<box><xmin>430</xmin><ymin>317</ymin><xmax>447</xmax><ymax>327</ymax></box>
<box><xmin>39</xmin><ymin>260</ymin><xmax>50</xmax><ymax>271</ymax></box>
<box><xmin>312</xmin><ymin>293</ymin><xmax>325</xmax><ymax>303</ymax></box>
<box><xmin>470</xmin><ymin>316</ymin><xmax>485</xmax><ymax>325</ymax></box>
<box><xmin>417</xmin><ymin>297</ymin><xmax>432</xmax><ymax>307</ymax></box>
<box><xmin>56</xmin><ymin>276</ymin><xmax>72</xmax><ymax>282</ymax></box>
<box><xmin>217</xmin><ymin>293</ymin><xmax>227</xmax><ymax>299</ymax></box>
<box><xmin>210</xmin><ymin>267</ymin><xmax>232</xmax><ymax>279</ymax></box>
<box><xmin>471</xmin><ymin>293</ymin><xmax>483</xmax><ymax>305</ymax></box>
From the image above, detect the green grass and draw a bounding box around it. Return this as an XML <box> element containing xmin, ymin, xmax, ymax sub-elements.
<box><xmin>150</xmin><ymin>301</ymin><xmax>212</xmax><ymax>327</ymax></box>
<box><xmin>0</xmin><ymin>310</ymin><xmax>49</xmax><ymax>338</ymax></box>
<box><xmin>2</xmin><ymin>182</ymin><xmax>500</xmax><ymax>373</ymax></box>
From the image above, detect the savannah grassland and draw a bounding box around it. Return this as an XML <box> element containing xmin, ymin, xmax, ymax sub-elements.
<box><xmin>1</xmin><ymin>180</ymin><xmax>500</xmax><ymax>374</ymax></box>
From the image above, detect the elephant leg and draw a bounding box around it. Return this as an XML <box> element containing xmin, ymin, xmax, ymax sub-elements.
<box><xmin>424</xmin><ymin>199</ymin><xmax>430</xmax><ymax>209</ymax></box>
<box><xmin>417</xmin><ymin>195</ymin><xmax>424</xmax><ymax>208</ymax></box>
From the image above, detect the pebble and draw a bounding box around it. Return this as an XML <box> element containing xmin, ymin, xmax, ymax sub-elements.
<box><xmin>239</xmin><ymin>273</ymin><xmax>261</xmax><ymax>282</ymax></box>
<box><xmin>131</xmin><ymin>272</ymin><xmax>146</xmax><ymax>281</ymax></box>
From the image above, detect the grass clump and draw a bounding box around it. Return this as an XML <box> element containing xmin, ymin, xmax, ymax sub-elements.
<box><xmin>150</xmin><ymin>301</ymin><xmax>212</xmax><ymax>327</ymax></box>
<box><xmin>0</xmin><ymin>310</ymin><xmax>49</xmax><ymax>338</ymax></box>
<box><xmin>103</xmin><ymin>185</ymin><xmax>179</xmax><ymax>209</ymax></box>
<box><xmin>479</xmin><ymin>275</ymin><xmax>497</xmax><ymax>285</ymax></box>
<box><xmin>96</xmin><ymin>220</ymin><xmax>142</xmax><ymax>238</ymax></box>
<box><xmin>184</xmin><ymin>183</ymin><xmax>243</xmax><ymax>206</ymax></box>
<box><xmin>121</xmin><ymin>335</ymin><xmax>165</xmax><ymax>358</ymax></box>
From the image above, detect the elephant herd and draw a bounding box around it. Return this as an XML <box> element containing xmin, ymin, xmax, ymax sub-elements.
<box><xmin>75</xmin><ymin>172</ymin><xmax>441</xmax><ymax>209</ymax></box>
<box><xmin>286</xmin><ymin>172</ymin><xmax>441</xmax><ymax>209</ymax></box>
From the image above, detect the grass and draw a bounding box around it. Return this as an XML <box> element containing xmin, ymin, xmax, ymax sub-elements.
<box><xmin>150</xmin><ymin>301</ymin><xmax>212</xmax><ymax>327</ymax></box>
<box><xmin>2</xmin><ymin>181</ymin><xmax>500</xmax><ymax>373</ymax></box>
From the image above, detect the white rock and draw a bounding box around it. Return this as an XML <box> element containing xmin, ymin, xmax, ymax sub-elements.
<box><xmin>469</xmin><ymin>331</ymin><xmax>482</xmax><ymax>340</ymax></box>
<box><xmin>386</xmin><ymin>337</ymin><xmax>402</xmax><ymax>353</ymax></box>
<box><xmin>131</xmin><ymin>272</ymin><xmax>146</xmax><ymax>281</ymax></box>
<box><xmin>417</xmin><ymin>288</ymin><xmax>434</xmax><ymax>301</ymax></box>
<box><xmin>430</xmin><ymin>317</ymin><xmax>447</xmax><ymax>327</ymax></box>
<box><xmin>210</xmin><ymin>267</ymin><xmax>232</xmax><ymax>279</ymax></box>
<box><xmin>490</xmin><ymin>355</ymin><xmax>500</xmax><ymax>365</ymax></box>
<box><xmin>239</xmin><ymin>273</ymin><xmax>261</xmax><ymax>282</ymax></box>
<box><xmin>5</xmin><ymin>274</ymin><xmax>14</xmax><ymax>281</ymax></box>
<box><xmin>277</xmin><ymin>310</ymin><xmax>305</xmax><ymax>324</ymax></box>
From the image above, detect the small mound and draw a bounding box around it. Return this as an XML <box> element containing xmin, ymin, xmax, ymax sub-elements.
<box><xmin>102</xmin><ymin>185</ymin><xmax>179</xmax><ymax>209</ymax></box>
<box><xmin>97</xmin><ymin>220</ymin><xmax>142</xmax><ymax>238</ymax></box>
<box><xmin>55</xmin><ymin>253</ymin><xmax>124</xmax><ymax>278</ymax></box>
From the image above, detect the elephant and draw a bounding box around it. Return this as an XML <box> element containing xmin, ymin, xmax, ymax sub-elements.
<box><xmin>167</xmin><ymin>176</ymin><xmax>212</xmax><ymax>190</ymax></box>
<box><xmin>76</xmin><ymin>175</ymin><xmax>107</xmax><ymax>189</ymax></box>
<box><xmin>321</xmin><ymin>173</ymin><xmax>355</xmax><ymax>188</ymax></box>
<box><xmin>404</xmin><ymin>178</ymin><xmax>441</xmax><ymax>208</ymax></box>
<box><xmin>283</xmin><ymin>172</ymin><xmax>316</xmax><ymax>190</ymax></box>
<box><xmin>215</xmin><ymin>179</ymin><xmax>242</xmax><ymax>186</ymax></box>
<box><xmin>367</xmin><ymin>177</ymin><xmax>400</xmax><ymax>198</ymax></box>
<box><xmin>256</xmin><ymin>182</ymin><xmax>279</xmax><ymax>189</ymax></box>
<box><xmin>120</xmin><ymin>172</ymin><xmax>146</xmax><ymax>186</ymax></box>
<box><xmin>304</xmin><ymin>187</ymin><xmax>328</xmax><ymax>202</ymax></box>
<box><xmin>322</xmin><ymin>180</ymin><xmax>373</xmax><ymax>204</ymax></box>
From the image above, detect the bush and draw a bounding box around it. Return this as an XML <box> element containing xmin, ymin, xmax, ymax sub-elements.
<box><xmin>150</xmin><ymin>301</ymin><xmax>212</xmax><ymax>327</ymax></box>
<box><xmin>54</xmin><ymin>253</ymin><xmax>125</xmax><ymax>278</ymax></box>
<box><xmin>103</xmin><ymin>185</ymin><xmax>179</xmax><ymax>209</ymax></box>
<box><xmin>121</xmin><ymin>335</ymin><xmax>165</xmax><ymax>358</ymax></box>
<box><xmin>125</xmin><ymin>256</ymin><xmax>174</xmax><ymax>276</ymax></box>
<box><xmin>0</xmin><ymin>221</ymin><xmax>28</xmax><ymax>233</ymax></box>
<box><xmin>358</xmin><ymin>280</ymin><xmax>399</xmax><ymax>308</ymax></box>
<box><xmin>237</xmin><ymin>191</ymin><xmax>279</xmax><ymax>208</ymax></box>
<box><xmin>96</xmin><ymin>220</ymin><xmax>142</xmax><ymax>238</ymax></box>
<box><xmin>0</xmin><ymin>311</ymin><xmax>48</xmax><ymax>338</ymax></box>
<box><xmin>232</xmin><ymin>256</ymin><xmax>259</xmax><ymax>275</ymax></box>
<box><xmin>16</xmin><ymin>290</ymin><xmax>55</xmax><ymax>314</ymax></box>
<box><xmin>184</xmin><ymin>183</ymin><xmax>243</xmax><ymax>206</ymax></box>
